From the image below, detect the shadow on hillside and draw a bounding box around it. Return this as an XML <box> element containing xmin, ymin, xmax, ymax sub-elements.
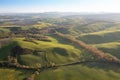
<box><xmin>50</xmin><ymin>34</ymin><xmax>84</xmax><ymax>50</ymax></box>
<box><xmin>98</xmin><ymin>46</ymin><xmax>120</xmax><ymax>59</ymax></box>
<box><xmin>50</xmin><ymin>34</ymin><xmax>70</xmax><ymax>44</ymax></box>
<box><xmin>77</xmin><ymin>33</ymin><xmax>120</xmax><ymax>44</ymax></box>
<box><xmin>52</xmin><ymin>47</ymin><xmax>68</xmax><ymax>56</ymax></box>
<box><xmin>81</xmin><ymin>61</ymin><xmax>120</xmax><ymax>73</ymax></box>
<box><xmin>80</xmin><ymin>39</ymin><xmax>120</xmax><ymax>44</ymax></box>
<box><xmin>0</xmin><ymin>41</ymin><xmax>19</xmax><ymax>61</ymax></box>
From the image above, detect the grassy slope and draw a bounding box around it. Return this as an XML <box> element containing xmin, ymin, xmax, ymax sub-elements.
<box><xmin>0</xmin><ymin>24</ymin><xmax>120</xmax><ymax>80</ymax></box>
<box><xmin>12</xmin><ymin>37</ymin><xmax>81</xmax><ymax>67</ymax></box>
<box><xmin>78</xmin><ymin>30</ymin><xmax>120</xmax><ymax>44</ymax></box>
<box><xmin>35</xmin><ymin>65</ymin><xmax>120</xmax><ymax>80</ymax></box>
<box><xmin>74</xmin><ymin>22</ymin><xmax>114</xmax><ymax>33</ymax></box>
<box><xmin>0</xmin><ymin>68</ymin><xmax>33</xmax><ymax>80</ymax></box>
<box><xmin>0</xmin><ymin>28</ymin><xmax>10</xmax><ymax>32</ymax></box>
<box><xmin>93</xmin><ymin>42</ymin><xmax>120</xmax><ymax>58</ymax></box>
<box><xmin>77</xmin><ymin>29</ymin><xmax>120</xmax><ymax>58</ymax></box>
<box><xmin>0</xmin><ymin>42</ymin><xmax>17</xmax><ymax>61</ymax></box>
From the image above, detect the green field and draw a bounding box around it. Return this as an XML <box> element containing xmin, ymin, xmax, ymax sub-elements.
<box><xmin>77</xmin><ymin>29</ymin><xmax>120</xmax><ymax>59</ymax></box>
<box><xmin>0</xmin><ymin>68</ymin><xmax>33</xmax><ymax>80</ymax></box>
<box><xmin>35</xmin><ymin>64</ymin><xmax>120</xmax><ymax>80</ymax></box>
<box><xmin>0</xmin><ymin>13</ymin><xmax>120</xmax><ymax>80</ymax></box>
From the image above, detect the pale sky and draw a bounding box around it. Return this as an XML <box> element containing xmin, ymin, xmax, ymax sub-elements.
<box><xmin>0</xmin><ymin>0</ymin><xmax>120</xmax><ymax>13</ymax></box>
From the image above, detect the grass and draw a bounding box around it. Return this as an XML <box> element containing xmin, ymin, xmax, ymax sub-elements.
<box><xmin>0</xmin><ymin>27</ymin><xmax>11</xmax><ymax>37</ymax></box>
<box><xmin>35</xmin><ymin>65</ymin><xmax>120</xmax><ymax>80</ymax></box>
<box><xmin>0</xmin><ymin>42</ymin><xmax>18</xmax><ymax>61</ymax></box>
<box><xmin>0</xmin><ymin>23</ymin><xmax>120</xmax><ymax>80</ymax></box>
<box><xmin>1</xmin><ymin>18</ymin><xmax>120</xmax><ymax>80</ymax></box>
<box><xmin>19</xmin><ymin>54</ymin><xmax>43</xmax><ymax>67</ymax></box>
<box><xmin>33</xmin><ymin>22</ymin><xmax>53</xmax><ymax>29</ymax></box>
<box><xmin>92</xmin><ymin>42</ymin><xmax>120</xmax><ymax>58</ymax></box>
<box><xmin>0</xmin><ymin>27</ymin><xmax>10</xmax><ymax>32</ymax></box>
<box><xmin>11</xmin><ymin>37</ymin><xmax>81</xmax><ymax>67</ymax></box>
<box><xmin>81</xmin><ymin>30</ymin><xmax>120</xmax><ymax>36</ymax></box>
<box><xmin>74</xmin><ymin>22</ymin><xmax>113</xmax><ymax>33</ymax></box>
<box><xmin>76</xmin><ymin>28</ymin><xmax>120</xmax><ymax>58</ymax></box>
<box><xmin>77</xmin><ymin>29</ymin><xmax>120</xmax><ymax>59</ymax></box>
<box><xmin>78</xmin><ymin>30</ymin><xmax>120</xmax><ymax>44</ymax></box>
<box><xmin>0</xmin><ymin>68</ymin><xmax>33</xmax><ymax>80</ymax></box>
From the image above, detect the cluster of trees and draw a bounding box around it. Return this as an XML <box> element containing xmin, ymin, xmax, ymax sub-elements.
<box><xmin>11</xmin><ymin>46</ymin><xmax>34</xmax><ymax>57</ymax></box>
<box><xmin>9</xmin><ymin>27</ymin><xmax>50</xmax><ymax>42</ymax></box>
<box><xmin>10</xmin><ymin>46</ymin><xmax>56</xmax><ymax>68</ymax></box>
<box><xmin>25</xmin><ymin>34</ymin><xmax>51</xmax><ymax>42</ymax></box>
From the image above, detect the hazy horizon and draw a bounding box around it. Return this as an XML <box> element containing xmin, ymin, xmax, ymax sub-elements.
<box><xmin>0</xmin><ymin>0</ymin><xmax>120</xmax><ymax>13</ymax></box>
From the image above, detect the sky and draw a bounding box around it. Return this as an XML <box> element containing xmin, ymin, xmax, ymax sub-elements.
<box><xmin>0</xmin><ymin>0</ymin><xmax>120</xmax><ymax>13</ymax></box>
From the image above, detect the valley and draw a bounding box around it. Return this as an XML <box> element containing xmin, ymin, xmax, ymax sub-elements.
<box><xmin>0</xmin><ymin>13</ymin><xmax>120</xmax><ymax>80</ymax></box>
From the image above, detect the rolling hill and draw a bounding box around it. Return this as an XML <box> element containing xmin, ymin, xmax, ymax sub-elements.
<box><xmin>0</xmin><ymin>13</ymin><xmax>120</xmax><ymax>80</ymax></box>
